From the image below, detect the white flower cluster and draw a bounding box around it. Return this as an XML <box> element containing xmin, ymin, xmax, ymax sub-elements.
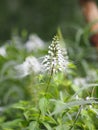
<box><xmin>73</xmin><ymin>77</ymin><xmax>87</xmax><ymax>87</ymax></box>
<box><xmin>86</xmin><ymin>70</ymin><xmax>98</xmax><ymax>82</ymax></box>
<box><xmin>42</xmin><ymin>35</ymin><xmax>69</xmax><ymax>74</ymax></box>
<box><xmin>15</xmin><ymin>56</ymin><xmax>41</xmax><ymax>78</ymax></box>
<box><xmin>0</xmin><ymin>46</ymin><xmax>7</xmax><ymax>57</ymax></box>
<box><xmin>73</xmin><ymin>69</ymin><xmax>98</xmax><ymax>87</ymax></box>
<box><xmin>25</xmin><ymin>34</ymin><xmax>45</xmax><ymax>52</ymax></box>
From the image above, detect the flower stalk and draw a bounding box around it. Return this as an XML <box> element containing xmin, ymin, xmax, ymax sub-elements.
<box><xmin>42</xmin><ymin>35</ymin><xmax>70</xmax><ymax>95</ymax></box>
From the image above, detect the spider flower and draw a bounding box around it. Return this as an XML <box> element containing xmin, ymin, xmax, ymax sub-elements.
<box><xmin>15</xmin><ymin>56</ymin><xmax>41</xmax><ymax>78</ymax></box>
<box><xmin>42</xmin><ymin>35</ymin><xmax>69</xmax><ymax>74</ymax></box>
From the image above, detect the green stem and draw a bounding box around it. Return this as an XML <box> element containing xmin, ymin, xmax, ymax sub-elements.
<box><xmin>37</xmin><ymin>109</ymin><xmax>41</xmax><ymax>122</ymax></box>
<box><xmin>69</xmin><ymin>105</ymin><xmax>82</xmax><ymax>130</ymax></box>
<box><xmin>37</xmin><ymin>66</ymin><xmax>54</xmax><ymax>122</ymax></box>
<box><xmin>44</xmin><ymin>66</ymin><xmax>54</xmax><ymax>96</ymax></box>
<box><xmin>91</xmin><ymin>86</ymin><xmax>96</xmax><ymax>97</ymax></box>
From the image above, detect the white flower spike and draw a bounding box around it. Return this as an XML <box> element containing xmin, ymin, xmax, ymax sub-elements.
<box><xmin>42</xmin><ymin>35</ymin><xmax>69</xmax><ymax>74</ymax></box>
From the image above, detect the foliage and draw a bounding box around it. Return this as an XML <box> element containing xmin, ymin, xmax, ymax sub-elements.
<box><xmin>0</xmin><ymin>27</ymin><xmax>98</xmax><ymax>130</ymax></box>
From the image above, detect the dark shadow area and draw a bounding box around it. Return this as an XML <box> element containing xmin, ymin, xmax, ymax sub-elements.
<box><xmin>0</xmin><ymin>0</ymin><xmax>83</xmax><ymax>42</ymax></box>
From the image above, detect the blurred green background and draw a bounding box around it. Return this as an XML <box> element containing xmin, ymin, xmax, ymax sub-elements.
<box><xmin>0</xmin><ymin>0</ymin><xmax>84</xmax><ymax>42</ymax></box>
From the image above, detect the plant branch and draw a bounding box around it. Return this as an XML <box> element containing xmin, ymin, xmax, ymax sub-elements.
<box><xmin>44</xmin><ymin>65</ymin><xmax>54</xmax><ymax>96</ymax></box>
<box><xmin>69</xmin><ymin>105</ymin><xmax>82</xmax><ymax>130</ymax></box>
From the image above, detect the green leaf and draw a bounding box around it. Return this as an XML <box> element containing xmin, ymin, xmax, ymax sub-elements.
<box><xmin>42</xmin><ymin>122</ymin><xmax>52</xmax><ymax>130</ymax></box>
<box><xmin>52</xmin><ymin>99</ymin><xmax>98</xmax><ymax>115</ymax></box>
<box><xmin>55</xmin><ymin>124</ymin><xmax>69</xmax><ymax>130</ymax></box>
<box><xmin>39</xmin><ymin>97</ymin><xmax>48</xmax><ymax>115</ymax></box>
<box><xmin>28</xmin><ymin>121</ymin><xmax>39</xmax><ymax>130</ymax></box>
<box><xmin>81</xmin><ymin>109</ymin><xmax>96</xmax><ymax>130</ymax></box>
<box><xmin>43</xmin><ymin>115</ymin><xmax>57</xmax><ymax>124</ymax></box>
<box><xmin>23</xmin><ymin>108</ymin><xmax>39</xmax><ymax>121</ymax></box>
<box><xmin>72</xmin><ymin>84</ymin><xmax>98</xmax><ymax>98</ymax></box>
<box><xmin>0</xmin><ymin>119</ymin><xmax>22</xmax><ymax>129</ymax></box>
<box><xmin>12</xmin><ymin>101</ymin><xmax>29</xmax><ymax>110</ymax></box>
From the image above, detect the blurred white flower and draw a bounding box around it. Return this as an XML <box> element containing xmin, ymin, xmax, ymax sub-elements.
<box><xmin>86</xmin><ymin>96</ymin><xmax>90</xmax><ymax>100</ymax></box>
<box><xmin>15</xmin><ymin>56</ymin><xmax>41</xmax><ymax>78</ymax></box>
<box><xmin>73</xmin><ymin>77</ymin><xmax>87</xmax><ymax>87</ymax></box>
<box><xmin>42</xmin><ymin>35</ymin><xmax>69</xmax><ymax>74</ymax></box>
<box><xmin>25</xmin><ymin>34</ymin><xmax>45</xmax><ymax>52</ymax></box>
<box><xmin>86</xmin><ymin>96</ymin><xmax>93</xmax><ymax>108</ymax></box>
<box><xmin>73</xmin><ymin>68</ymin><xmax>98</xmax><ymax>87</ymax></box>
<box><xmin>86</xmin><ymin>69</ymin><xmax>98</xmax><ymax>82</ymax></box>
<box><xmin>73</xmin><ymin>69</ymin><xmax>98</xmax><ymax>87</ymax></box>
<box><xmin>75</xmin><ymin>95</ymin><xmax>81</xmax><ymax>100</ymax></box>
<box><xmin>12</xmin><ymin>35</ymin><xmax>23</xmax><ymax>49</ymax></box>
<box><xmin>0</xmin><ymin>46</ymin><xmax>7</xmax><ymax>57</ymax></box>
<box><xmin>8</xmin><ymin>35</ymin><xmax>23</xmax><ymax>49</ymax></box>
